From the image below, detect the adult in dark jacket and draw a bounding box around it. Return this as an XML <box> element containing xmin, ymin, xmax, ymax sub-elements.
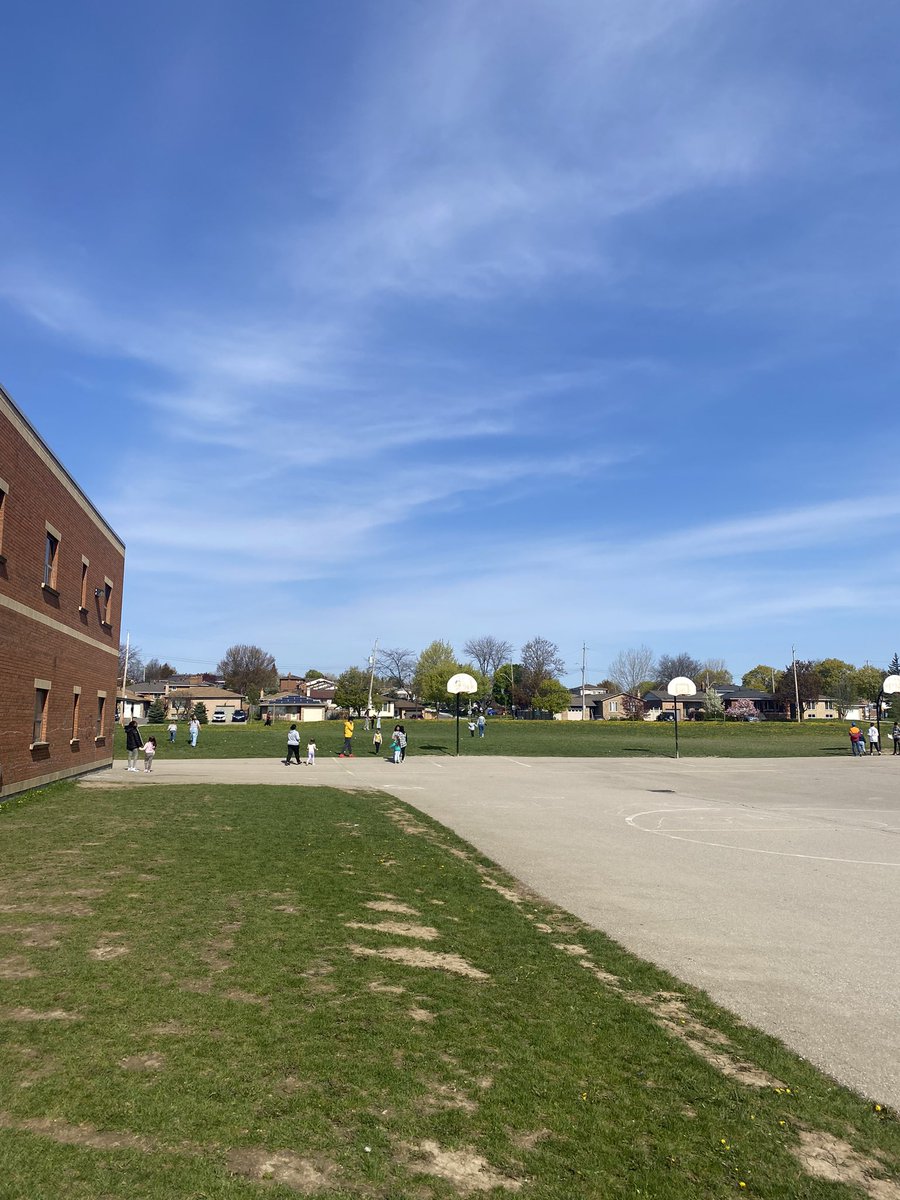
<box><xmin>125</xmin><ymin>718</ymin><xmax>144</xmax><ymax>772</ymax></box>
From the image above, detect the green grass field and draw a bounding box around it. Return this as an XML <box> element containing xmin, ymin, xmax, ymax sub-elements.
<box><xmin>115</xmin><ymin>717</ymin><xmax>865</xmax><ymax>760</ymax></box>
<box><xmin>0</xmin><ymin>779</ymin><xmax>896</xmax><ymax>1198</ymax></box>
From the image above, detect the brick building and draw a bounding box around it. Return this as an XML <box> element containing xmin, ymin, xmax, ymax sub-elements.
<box><xmin>0</xmin><ymin>385</ymin><xmax>125</xmax><ymax>799</ymax></box>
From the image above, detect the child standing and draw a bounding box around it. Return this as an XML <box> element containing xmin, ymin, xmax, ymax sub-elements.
<box><xmin>143</xmin><ymin>737</ymin><xmax>157</xmax><ymax>773</ymax></box>
<box><xmin>306</xmin><ymin>738</ymin><xmax>317</xmax><ymax>766</ymax></box>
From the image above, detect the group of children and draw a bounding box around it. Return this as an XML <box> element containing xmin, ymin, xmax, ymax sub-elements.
<box><xmin>848</xmin><ymin>722</ymin><xmax>900</xmax><ymax>756</ymax></box>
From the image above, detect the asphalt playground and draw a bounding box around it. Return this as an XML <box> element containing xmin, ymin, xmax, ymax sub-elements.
<box><xmin>87</xmin><ymin>752</ymin><xmax>900</xmax><ymax>1107</ymax></box>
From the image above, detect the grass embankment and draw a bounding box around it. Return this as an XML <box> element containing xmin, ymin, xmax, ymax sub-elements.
<box><xmin>115</xmin><ymin>718</ymin><xmax>862</xmax><ymax>760</ymax></box>
<box><xmin>0</xmin><ymin>781</ymin><xmax>896</xmax><ymax>1198</ymax></box>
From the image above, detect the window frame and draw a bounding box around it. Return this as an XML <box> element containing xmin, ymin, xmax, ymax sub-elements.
<box><xmin>0</xmin><ymin>476</ymin><xmax>7</xmax><ymax>562</ymax></box>
<box><xmin>32</xmin><ymin>679</ymin><xmax>51</xmax><ymax>748</ymax></box>
<box><xmin>43</xmin><ymin>523</ymin><xmax>61</xmax><ymax>594</ymax></box>
<box><xmin>71</xmin><ymin>686</ymin><xmax>81</xmax><ymax>745</ymax></box>
<box><xmin>79</xmin><ymin>556</ymin><xmax>89</xmax><ymax>611</ymax></box>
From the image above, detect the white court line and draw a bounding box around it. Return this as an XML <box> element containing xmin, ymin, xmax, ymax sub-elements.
<box><xmin>626</xmin><ymin>807</ymin><xmax>900</xmax><ymax>868</ymax></box>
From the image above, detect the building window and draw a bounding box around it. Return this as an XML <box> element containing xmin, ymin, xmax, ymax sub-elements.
<box><xmin>80</xmin><ymin>557</ymin><xmax>89</xmax><ymax>609</ymax></box>
<box><xmin>102</xmin><ymin>578</ymin><xmax>113</xmax><ymax>625</ymax></box>
<box><xmin>33</xmin><ymin>685</ymin><xmax>49</xmax><ymax>745</ymax></box>
<box><xmin>72</xmin><ymin>688</ymin><xmax>81</xmax><ymax>742</ymax></box>
<box><xmin>43</xmin><ymin>529</ymin><xmax>60</xmax><ymax>590</ymax></box>
<box><xmin>0</xmin><ymin>477</ymin><xmax>7</xmax><ymax>561</ymax></box>
<box><xmin>96</xmin><ymin>693</ymin><xmax>106</xmax><ymax>738</ymax></box>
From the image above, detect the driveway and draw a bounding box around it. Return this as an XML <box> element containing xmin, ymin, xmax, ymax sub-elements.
<box><xmin>87</xmin><ymin>753</ymin><xmax>900</xmax><ymax>1106</ymax></box>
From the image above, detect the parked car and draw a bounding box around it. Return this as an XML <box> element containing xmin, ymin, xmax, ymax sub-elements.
<box><xmin>231</xmin><ymin>710</ymin><xmax>248</xmax><ymax>723</ymax></box>
<box><xmin>212</xmin><ymin>709</ymin><xmax>227</xmax><ymax>723</ymax></box>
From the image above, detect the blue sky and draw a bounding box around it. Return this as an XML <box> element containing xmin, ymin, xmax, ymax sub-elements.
<box><xmin>2</xmin><ymin>0</ymin><xmax>899</xmax><ymax>683</ymax></box>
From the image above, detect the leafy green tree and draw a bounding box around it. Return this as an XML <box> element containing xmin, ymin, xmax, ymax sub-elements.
<box><xmin>854</xmin><ymin>665</ymin><xmax>882</xmax><ymax>703</ymax></box>
<box><xmin>413</xmin><ymin>641</ymin><xmax>460</xmax><ymax>710</ymax></box>
<box><xmin>704</xmin><ymin>687</ymin><xmax>725</xmax><ymax>720</ymax></box>
<box><xmin>191</xmin><ymin>702</ymin><xmax>208</xmax><ymax>724</ymax></box>
<box><xmin>217</xmin><ymin>644</ymin><xmax>278</xmax><ymax>704</ymax></box>
<box><xmin>334</xmin><ymin>667</ymin><xmax>373</xmax><ymax>715</ymax></box>
<box><xmin>741</xmin><ymin>665</ymin><xmax>781</xmax><ymax>693</ymax></box>
<box><xmin>815</xmin><ymin>658</ymin><xmax>855</xmax><ymax>696</ymax></box>
<box><xmin>147</xmin><ymin>699</ymin><xmax>167</xmax><ymax>724</ymax></box>
<box><xmin>533</xmin><ymin>679</ymin><xmax>572</xmax><ymax>715</ymax></box>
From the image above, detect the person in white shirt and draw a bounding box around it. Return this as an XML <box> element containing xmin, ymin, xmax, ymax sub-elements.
<box><xmin>284</xmin><ymin>723</ymin><xmax>301</xmax><ymax>765</ymax></box>
<box><xmin>867</xmin><ymin>724</ymin><xmax>881</xmax><ymax>755</ymax></box>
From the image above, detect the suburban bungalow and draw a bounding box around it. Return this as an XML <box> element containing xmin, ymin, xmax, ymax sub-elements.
<box><xmin>258</xmin><ymin>694</ymin><xmax>328</xmax><ymax>722</ymax></box>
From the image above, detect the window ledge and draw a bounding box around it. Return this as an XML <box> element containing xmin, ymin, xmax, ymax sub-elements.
<box><xmin>41</xmin><ymin>583</ymin><xmax>60</xmax><ymax>598</ymax></box>
<box><xmin>30</xmin><ymin>741</ymin><xmax>49</xmax><ymax>750</ymax></box>
<box><xmin>70</xmin><ymin>738</ymin><xmax>80</xmax><ymax>747</ymax></box>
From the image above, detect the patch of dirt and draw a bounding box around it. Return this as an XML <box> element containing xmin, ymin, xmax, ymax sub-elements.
<box><xmin>349</xmin><ymin>945</ymin><xmax>489</xmax><ymax>980</ymax></box>
<box><xmin>0</xmin><ymin>1111</ymin><xmax>155</xmax><ymax>1153</ymax></box>
<box><xmin>409</xmin><ymin>1008</ymin><xmax>435</xmax><ymax>1022</ymax></box>
<box><xmin>89</xmin><ymin>944</ymin><xmax>129</xmax><ymax>961</ymax></box>
<box><xmin>8</xmin><ymin>923</ymin><xmax>64</xmax><ymax>949</ymax></box>
<box><xmin>578</xmin><ymin>960</ymin><xmax>621</xmax><ymax>988</ymax></box>
<box><xmin>420</xmin><ymin>1083</ymin><xmax>478</xmax><ymax>1113</ymax></box>
<box><xmin>1</xmin><ymin>1007</ymin><xmax>80</xmax><ymax>1022</ymax></box>
<box><xmin>0</xmin><ymin>902</ymin><xmax>93</xmax><ymax>917</ymax></box>
<box><xmin>553</xmin><ymin>943</ymin><xmax>589</xmax><ymax>957</ymax></box>
<box><xmin>222</xmin><ymin>989</ymin><xmax>268</xmax><ymax>1006</ymax></box>
<box><xmin>119</xmin><ymin>1053</ymin><xmax>166</xmax><ymax>1071</ymax></box>
<box><xmin>226</xmin><ymin>1147</ymin><xmax>336</xmax><ymax>1194</ymax></box>
<box><xmin>365</xmin><ymin>901</ymin><xmax>420</xmax><ymax>915</ymax></box>
<box><xmin>792</xmin><ymin>1129</ymin><xmax>900</xmax><ymax>1199</ymax></box>
<box><xmin>0</xmin><ymin>955</ymin><xmax>39</xmax><ymax>979</ymax></box>
<box><xmin>368</xmin><ymin>981</ymin><xmax>406</xmax><ymax>995</ymax></box>
<box><xmin>405</xmin><ymin>1140</ymin><xmax>521</xmax><ymax>1194</ymax></box>
<box><xmin>478</xmin><ymin>878</ymin><xmax>523</xmax><ymax>905</ymax></box>
<box><xmin>630</xmin><ymin>991</ymin><xmax>784</xmax><ymax>1089</ymax></box>
<box><xmin>510</xmin><ymin>1128</ymin><xmax>551</xmax><ymax>1151</ymax></box>
<box><xmin>345</xmin><ymin>921</ymin><xmax>440</xmax><ymax>941</ymax></box>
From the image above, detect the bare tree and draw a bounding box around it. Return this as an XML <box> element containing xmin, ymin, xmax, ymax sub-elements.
<box><xmin>217</xmin><ymin>644</ymin><xmax>278</xmax><ymax>703</ymax></box>
<box><xmin>608</xmin><ymin>645</ymin><xmax>654</xmax><ymax>696</ymax></box>
<box><xmin>463</xmin><ymin>635</ymin><xmax>513</xmax><ymax>678</ymax></box>
<box><xmin>377</xmin><ymin>647</ymin><xmax>416</xmax><ymax>691</ymax></box>
<box><xmin>655</xmin><ymin>652</ymin><xmax>701</xmax><ymax>685</ymax></box>
<box><xmin>520</xmin><ymin>636</ymin><xmax>567</xmax><ymax>703</ymax></box>
<box><xmin>119</xmin><ymin>642</ymin><xmax>143</xmax><ymax>684</ymax></box>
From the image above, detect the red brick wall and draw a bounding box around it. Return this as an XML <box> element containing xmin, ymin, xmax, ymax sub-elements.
<box><xmin>0</xmin><ymin>391</ymin><xmax>125</xmax><ymax>798</ymax></box>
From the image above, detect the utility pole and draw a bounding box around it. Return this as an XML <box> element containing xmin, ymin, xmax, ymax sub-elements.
<box><xmin>581</xmin><ymin>643</ymin><xmax>587</xmax><ymax>722</ymax></box>
<box><xmin>365</xmin><ymin>637</ymin><xmax>379</xmax><ymax>720</ymax></box>
<box><xmin>791</xmin><ymin>645</ymin><xmax>801</xmax><ymax>723</ymax></box>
